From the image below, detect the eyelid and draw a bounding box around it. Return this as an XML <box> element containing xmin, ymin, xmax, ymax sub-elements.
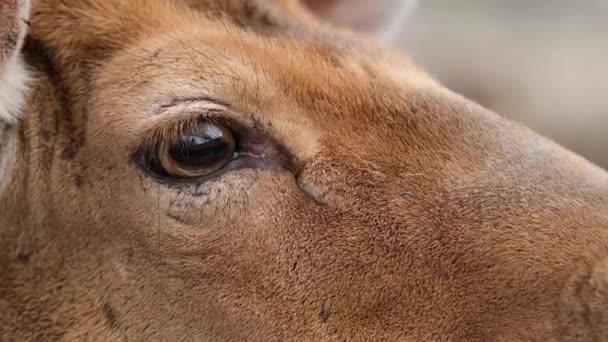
<box><xmin>137</xmin><ymin>114</ymin><xmax>244</xmax><ymax>153</ymax></box>
<box><xmin>151</xmin><ymin>97</ymin><xmax>230</xmax><ymax>117</ymax></box>
<box><xmin>134</xmin><ymin>96</ymin><xmax>254</xmax><ymax>147</ymax></box>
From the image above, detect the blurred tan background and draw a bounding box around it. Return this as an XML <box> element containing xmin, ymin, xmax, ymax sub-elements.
<box><xmin>397</xmin><ymin>1</ymin><xmax>608</xmax><ymax>169</ymax></box>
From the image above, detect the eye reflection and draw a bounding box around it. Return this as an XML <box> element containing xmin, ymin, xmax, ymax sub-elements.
<box><xmin>154</xmin><ymin>122</ymin><xmax>236</xmax><ymax>179</ymax></box>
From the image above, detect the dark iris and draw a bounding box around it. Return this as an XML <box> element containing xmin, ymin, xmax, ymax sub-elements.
<box><xmin>155</xmin><ymin>122</ymin><xmax>236</xmax><ymax>179</ymax></box>
<box><xmin>169</xmin><ymin>135</ymin><xmax>231</xmax><ymax>167</ymax></box>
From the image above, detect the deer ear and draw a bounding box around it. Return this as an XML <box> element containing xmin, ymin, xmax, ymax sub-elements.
<box><xmin>0</xmin><ymin>0</ymin><xmax>31</xmax><ymax>123</ymax></box>
<box><xmin>302</xmin><ymin>0</ymin><xmax>416</xmax><ymax>41</ymax></box>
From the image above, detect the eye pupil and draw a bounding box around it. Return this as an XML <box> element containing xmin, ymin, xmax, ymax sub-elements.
<box><xmin>169</xmin><ymin>135</ymin><xmax>232</xmax><ymax>167</ymax></box>
<box><xmin>153</xmin><ymin>122</ymin><xmax>236</xmax><ymax>179</ymax></box>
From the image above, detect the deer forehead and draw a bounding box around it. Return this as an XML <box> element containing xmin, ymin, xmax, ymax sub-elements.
<box><xmin>23</xmin><ymin>0</ymin><xmax>434</xmax><ymax>169</ymax></box>
<box><xmin>93</xmin><ymin>30</ymin><xmax>435</xmax><ymax>158</ymax></box>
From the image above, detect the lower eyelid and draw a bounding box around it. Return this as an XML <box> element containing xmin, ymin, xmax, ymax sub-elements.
<box><xmin>234</xmin><ymin>151</ymin><xmax>264</xmax><ymax>160</ymax></box>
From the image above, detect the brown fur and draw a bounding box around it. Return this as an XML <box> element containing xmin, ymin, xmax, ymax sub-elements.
<box><xmin>1</xmin><ymin>0</ymin><xmax>608</xmax><ymax>340</ymax></box>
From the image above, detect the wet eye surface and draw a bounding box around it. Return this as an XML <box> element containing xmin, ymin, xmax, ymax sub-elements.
<box><xmin>146</xmin><ymin>122</ymin><xmax>236</xmax><ymax>180</ymax></box>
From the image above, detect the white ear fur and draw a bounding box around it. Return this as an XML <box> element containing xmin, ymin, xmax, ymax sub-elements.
<box><xmin>0</xmin><ymin>56</ymin><xmax>30</xmax><ymax>123</ymax></box>
<box><xmin>0</xmin><ymin>0</ymin><xmax>31</xmax><ymax>123</ymax></box>
<box><xmin>305</xmin><ymin>0</ymin><xmax>417</xmax><ymax>42</ymax></box>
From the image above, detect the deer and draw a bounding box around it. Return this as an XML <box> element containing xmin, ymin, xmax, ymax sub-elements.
<box><xmin>1</xmin><ymin>0</ymin><xmax>607</xmax><ymax>340</ymax></box>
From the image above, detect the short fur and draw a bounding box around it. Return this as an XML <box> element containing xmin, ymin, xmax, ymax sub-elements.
<box><xmin>0</xmin><ymin>0</ymin><xmax>30</xmax><ymax>122</ymax></box>
<box><xmin>1</xmin><ymin>0</ymin><xmax>607</xmax><ymax>341</ymax></box>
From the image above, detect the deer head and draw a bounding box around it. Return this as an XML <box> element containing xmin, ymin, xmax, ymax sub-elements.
<box><xmin>1</xmin><ymin>0</ymin><xmax>607</xmax><ymax>340</ymax></box>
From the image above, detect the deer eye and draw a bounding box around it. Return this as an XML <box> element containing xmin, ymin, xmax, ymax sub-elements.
<box><xmin>149</xmin><ymin>122</ymin><xmax>236</xmax><ymax>179</ymax></box>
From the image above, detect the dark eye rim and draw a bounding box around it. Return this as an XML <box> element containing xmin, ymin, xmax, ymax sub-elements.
<box><xmin>155</xmin><ymin>124</ymin><xmax>237</xmax><ymax>179</ymax></box>
<box><xmin>134</xmin><ymin>116</ymin><xmax>245</xmax><ymax>184</ymax></box>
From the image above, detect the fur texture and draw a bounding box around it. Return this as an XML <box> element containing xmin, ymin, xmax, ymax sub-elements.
<box><xmin>1</xmin><ymin>0</ymin><xmax>608</xmax><ymax>341</ymax></box>
<box><xmin>0</xmin><ymin>55</ymin><xmax>29</xmax><ymax>122</ymax></box>
<box><xmin>0</xmin><ymin>0</ymin><xmax>31</xmax><ymax>122</ymax></box>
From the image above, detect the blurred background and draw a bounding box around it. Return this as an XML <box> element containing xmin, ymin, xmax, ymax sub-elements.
<box><xmin>397</xmin><ymin>1</ymin><xmax>608</xmax><ymax>168</ymax></box>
